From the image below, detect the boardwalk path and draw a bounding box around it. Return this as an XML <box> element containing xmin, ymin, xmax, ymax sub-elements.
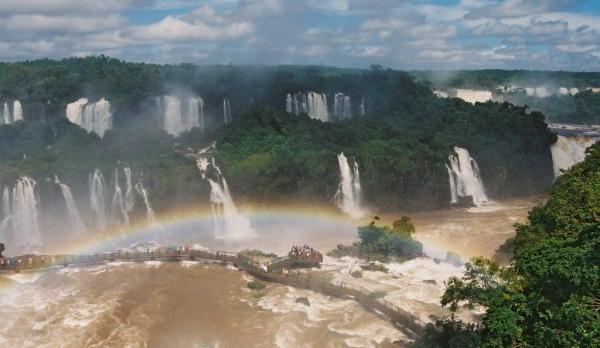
<box><xmin>0</xmin><ymin>248</ymin><xmax>424</xmax><ymax>338</ymax></box>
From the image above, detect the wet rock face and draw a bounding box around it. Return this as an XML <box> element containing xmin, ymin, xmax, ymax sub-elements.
<box><xmin>0</xmin><ymin>242</ymin><xmax>4</xmax><ymax>257</ymax></box>
<box><xmin>295</xmin><ymin>297</ymin><xmax>310</xmax><ymax>307</ymax></box>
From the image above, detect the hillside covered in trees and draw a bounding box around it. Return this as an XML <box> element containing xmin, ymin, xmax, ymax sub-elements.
<box><xmin>0</xmin><ymin>57</ymin><xmax>557</xmax><ymax>212</ymax></box>
<box><xmin>414</xmin><ymin>143</ymin><xmax>600</xmax><ymax>347</ymax></box>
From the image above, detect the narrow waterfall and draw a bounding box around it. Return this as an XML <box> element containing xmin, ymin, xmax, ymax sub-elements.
<box><xmin>195</xmin><ymin>144</ymin><xmax>254</xmax><ymax>239</ymax></box>
<box><xmin>89</xmin><ymin>169</ymin><xmax>107</xmax><ymax>230</ymax></box>
<box><xmin>111</xmin><ymin>170</ymin><xmax>129</xmax><ymax>227</ymax></box>
<box><xmin>551</xmin><ymin>135</ymin><xmax>598</xmax><ymax>177</ymax></box>
<box><xmin>1</xmin><ymin>100</ymin><xmax>24</xmax><ymax>125</ymax></box>
<box><xmin>445</xmin><ymin>164</ymin><xmax>458</xmax><ymax>204</ymax></box>
<box><xmin>223</xmin><ymin>98</ymin><xmax>232</xmax><ymax>124</ymax></box>
<box><xmin>334</xmin><ymin>153</ymin><xmax>366</xmax><ymax>219</ymax></box>
<box><xmin>8</xmin><ymin>177</ymin><xmax>42</xmax><ymax>251</ymax></box>
<box><xmin>334</xmin><ymin>93</ymin><xmax>352</xmax><ymax>119</ymax></box>
<box><xmin>447</xmin><ymin>147</ymin><xmax>490</xmax><ymax>207</ymax></box>
<box><xmin>123</xmin><ymin>167</ymin><xmax>135</xmax><ymax>212</ymax></box>
<box><xmin>55</xmin><ymin>176</ymin><xmax>86</xmax><ymax>234</ymax></box>
<box><xmin>159</xmin><ymin>95</ymin><xmax>205</xmax><ymax>136</ymax></box>
<box><xmin>286</xmin><ymin>92</ymin><xmax>329</xmax><ymax>121</ymax></box>
<box><xmin>134</xmin><ymin>181</ymin><xmax>156</xmax><ymax>225</ymax></box>
<box><xmin>359</xmin><ymin>97</ymin><xmax>365</xmax><ymax>116</ymax></box>
<box><xmin>0</xmin><ymin>187</ymin><xmax>11</xmax><ymax>243</ymax></box>
<box><xmin>66</xmin><ymin>98</ymin><xmax>112</xmax><ymax>137</ymax></box>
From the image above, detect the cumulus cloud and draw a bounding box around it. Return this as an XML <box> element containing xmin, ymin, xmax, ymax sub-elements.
<box><xmin>0</xmin><ymin>0</ymin><xmax>598</xmax><ymax>69</ymax></box>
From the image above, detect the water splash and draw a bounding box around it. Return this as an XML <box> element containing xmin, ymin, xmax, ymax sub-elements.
<box><xmin>334</xmin><ymin>153</ymin><xmax>366</xmax><ymax>219</ymax></box>
<box><xmin>195</xmin><ymin>144</ymin><xmax>255</xmax><ymax>239</ymax></box>
<box><xmin>55</xmin><ymin>176</ymin><xmax>86</xmax><ymax>234</ymax></box>
<box><xmin>447</xmin><ymin>147</ymin><xmax>489</xmax><ymax>207</ymax></box>
<box><xmin>66</xmin><ymin>98</ymin><xmax>112</xmax><ymax>137</ymax></box>
<box><xmin>89</xmin><ymin>169</ymin><xmax>107</xmax><ymax>230</ymax></box>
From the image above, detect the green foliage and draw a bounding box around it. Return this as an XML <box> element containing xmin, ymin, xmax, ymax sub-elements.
<box><xmin>247</xmin><ymin>280</ymin><xmax>266</xmax><ymax>291</ymax></box>
<box><xmin>415</xmin><ymin>143</ymin><xmax>600</xmax><ymax>347</ymax></box>
<box><xmin>357</xmin><ymin>221</ymin><xmax>423</xmax><ymax>261</ymax></box>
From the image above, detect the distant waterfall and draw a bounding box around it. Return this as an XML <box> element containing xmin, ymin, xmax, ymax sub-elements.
<box><xmin>66</xmin><ymin>98</ymin><xmax>112</xmax><ymax>137</ymax></box>
<box><xmin>223</xmin><ymin>98</ymin><xmax>232</xmax><ymax>124</ymax></box>
<box><xmin>159</xmin><ymin>95</ymin><xmax>205</xmax><ymax>136</ymax></box>
<box><xmin>195</xmin><ymin>144</ymin><xmax>254</xmax><ymax>239</ymax></box>
<box><xmin>551</xmin><ymin>135</ymin><xmax>598</xmax><ymax>177</ymax></box>
<box><xmin>334</xmin><ymin>153</ymin><xmax>365</xmax><ymax>219</ymax></box>
<box><xmin>359</xmin><ymin>97</ymin><xmax>366</xmax><ymax>116</ymax></box>
<box><xmin>55</xmin><ymin>176</ymin><xmax>86</xmax><ymax>234</ymax></box>
<box><xmin>1</xmin><ymin>100</ymin><xmax>24</xmax><ymax>125</ymax></box>
<box><xmin>447</xmin><ymin>147</ymin><xmax>490</xmax><ymax>207</ymax></box>
<box><xmin>334</xmin><ymin>93</ymin><xmax>352</xmax><ymax>119</ymax></box>
<box><xmin>124</xmin><ymin>167</ymin><xmax>134</xmax><ymax>212</ymax></box>
<box><xmin>2</xmin><ymin>177</ymin><xmax>42</xmax><ymax>251</ymax></box>
<box><xmin>89</xmin><ymin>169</ymin><xmax>107</xmax><ymax>230</ymax></box>
<box><xmin>285</xmin><ymin>92</ymin><xmax>329</xmax><ymax>121</ymax></box>
<box><xmin>111</xmin><ymin>170</ymin><xmax>129</xmax><ymax>227</ymax></box>
<box><xmin>134</xmin><ymin>182</ymin><xmax>156</xmax><ymax>225</ymax></box>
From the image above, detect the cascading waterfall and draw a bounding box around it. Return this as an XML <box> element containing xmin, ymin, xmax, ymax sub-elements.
<box><xmin>4</xmin><ymin>177</ymin><xmax>42</xmax><ymax>251</ymax></box>
<box><xmin>359</xmin><ymin>97</ymin><xmax>366</xmax><ymax>116</ymax></box>
<box><xmin>334</xmin><ymin>153</ymin><xmax>366</xmax><ymax>219</ymax></box>
<box><xmin>0</xmin><ymin>187</ymin><xmax>11</xmax><ymax>243</ymax></box>
<box><xmin>285</xmin><ymin>92</ymin><xmax>329</xmax><ymax>121</ymax></box>
<box><xmin>134</xmin><ymin>181</ymin><xmax>156</xmax><ymax>225</ymax></box>
<box><xmin>66</xmin><ymin>98</ymin><xmax>112</xmax><ymax>137</ymax></box>
<box><xmin>89</xmin><ymin>169</ymin><xmax>107</xmax><ymax>230</ymax></box>
<box><xmin>111</xmin><ymin>170</ymin><xmax>129</xmax><ymax>227</ymax></box>
<box><xmin>334</xmin><ymin>93</ymin><xmax>352</xmax><ymax>119</ymax></box>
<box><xmin>54</xmin><ymin>176</ymin><xmax>86</xmax><ymax>234</ymax></box>
<box><xmin>447</xmin><ymin>147</ymin><xmax>490</xmax><ymax>207</ymax></box>
<box><xmin>223</xmin><ymin>98</ymin><xmax>232</xmax><ymax>124</ymax></box>
<box><xmin>195</xmin><ymin>144</ymin><xmax>254</xmax><ymax>239</ymax></box>
<box><xmin>1</xmin><ymin>100</ymin><xmax>24</xmax><ymax>125</ymax></box>
<box><xmin>159</xmin><ymin>95</ymin><xmax>205</xmax><ymax>136</ymax></box>
<box><xmin>124</xmin><ymin>167</ymin><xmax>135</xmax><ymax>212</ymax></box>
<box><xmin>550</xmin><ymin>135</ymin><xmax>598</xmax><ymax>177</ymax></box>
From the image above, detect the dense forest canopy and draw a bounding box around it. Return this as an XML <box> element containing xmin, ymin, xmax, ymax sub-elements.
<box><xmin>0</xmin><ymin>57</ymin><xmax>557</xmax><ymax>213</ymax></box>
<box><xmin>415</xmin><ymin>143</ymin><xmax>600</xmax><ymax>347</ymax></box>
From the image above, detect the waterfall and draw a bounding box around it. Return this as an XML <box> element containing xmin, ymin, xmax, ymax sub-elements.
<box><xmin>5</xmin><ymin>177</ymin><xmax>42</xmax><ymax>251</ymax></box>
<box><xmin>453</xmin><ymin>89</ymin><xmax>493</xmax><ymax>104</ymax></box>
<box><xmin>447</xmin><ymin>147</ymin><xmax>490</xmax><ymax>207</ymax></box>
<box><xmin>1</xmin><ymin>100</ymin><xmax>24</xmax><ymax>125</ymax></box>
<box><xmin>55</xmin><ymin>176</ymin><xmax>86</xmax><ymax>234</ymax></box>
<box><xmin>551</xmin><ymin>135</ymin><xmax>598</xmax><ymax>177</ymax></box>
<box><xmin>134</xmin><ymin>181</ymin><xmax>156</xmax><ymax>225</ymax></box>
<box><xmin>124</xmin><ymin>167</ymin><xmax>134</xmax><ymax>212</ymax></box>
<box><xmin>66</xmin><ymin>98</ymin><xmax>112</xmax><ymax>137</ymax></box>
<box><xmin>0</xmin><ymin>187</ymin><xmax>11</xmax><ymax>242</ymax></box>
<box><xmin>111</xmin><ymin>170</ymin><xmax>129</xmax><ymax>227</ymax></box>
<box><xmin>286</xmin><ymin>92</ymin><xmax>329</xmax><ymax>121</ymax></box>
<box><xmin>360</xmin><ymin>97</ymin><xmax>365</xmax><ymax>116</ymax></box>
<box><xmin>334</xmin><ymin>93</ymin><xmax>352</xmax><ymax>119</ymax></box>
<box><xmin>223</xmin><ymin>98</ymin><xmax>232</xmax><ymax>124</ymax></box>
<box><xmin>334</xmin><ymin>153</ymin><xmax>365</xmax><ymax>219</ymax></box>
<box><xmin>160</xmin><ymin>95</ymin><xmax>205</xmax><ymax>136</ymax></box>
<box><xmin>195</xmin><ymin>144</ymin><xmax>254</xmax><ymax>239</ymax></box>
<box><xmin>89</xmin><ymin>169</ymin><xmax>107</xmax><ymax>230</ymax></box>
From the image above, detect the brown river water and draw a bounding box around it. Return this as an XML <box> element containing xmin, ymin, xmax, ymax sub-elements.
<box><xmin>0</xmin><ymin>197</ymin><xmax>540</xmax><ymax>347</ymax></box>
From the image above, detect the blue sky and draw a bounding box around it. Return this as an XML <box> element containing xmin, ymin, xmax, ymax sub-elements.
<box><xmin>0</xmin><ymin>0</ymin><xmax>599</xmax><ymax>70</ymax></box>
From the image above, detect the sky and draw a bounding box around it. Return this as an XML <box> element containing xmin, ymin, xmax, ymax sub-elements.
<box><xmin>0</xmin><ymin>0</ymin><xmax>599</xmax><ymax>70</ymax></box>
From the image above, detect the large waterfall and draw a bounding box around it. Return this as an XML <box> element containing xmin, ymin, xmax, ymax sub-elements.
<box><xmin>551</xmin><ymin>135</ymin><xmax>598</xmax><ymax>177</ymax></box>
<box><xmin>55</xmin><ymin>176</ymin><xmax>86</xmax><ymax>234</ymax></box>
<box><xmin>285</xmin><ymin>92</ymin><xmax>329</xmax><ymax>121</ymax></box>
<box><xmin>223</xmin><ymin>98</ymin><xmax>232</xmax><ymax>124</ymax></box>
<box><xmin>334</xmin><ymin>153</ymin><xmax>366</xmax><ymax>219</ymax></box>
<box><xmin>134</xmin><ymin>181</ymin><xmax>156</xmax><ymax>225</ymax></box>
<box><xmin>89</xmin><ymin>169</ymin><xmax>107</xmax><ymax>230</ymax></box>
<box><xmin>447</xmin><ymin>147</ymin><xmax>490</xmax><ymax>207</ymax></box>
<box><xmin>66</xmin><ymin>98</ymin><xmax>113</xmax><ymax>137</ymax></box>
<box><xmin>334</xmin><ymin>93</ymin><xmax>352</xmax><ymax>119</ymax></box>
<box><xmin>1</xmin><ymin>177</ymin><xmax>42</xmax><ymax>251</ymax></box>
<box><xmin>159</xmin><ymin>95</ymin><xmax>205</xmax><ymax>136</ymax></box>
<box><xmin>195</xmin><ymin>144</ymin><xmax>254</xmax><ymax>239</ymax></box>
<box><xmin>1</xmin><ymin>100</ymin><xmax>24</xmax><ymax>125</ymax></box>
